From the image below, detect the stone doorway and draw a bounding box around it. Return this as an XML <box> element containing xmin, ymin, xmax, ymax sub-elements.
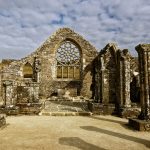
<box><xmin>130</xmin><ymin>75</ymin><xmax>140</xmax><ymax>104</ymax></box>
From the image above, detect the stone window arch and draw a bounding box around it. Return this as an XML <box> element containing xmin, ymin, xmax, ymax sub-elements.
<box><xmin>56</xmin><ymin>40</ymin><xmax>81</xmax><ymax>79</ymax></box>
<box><xmin>23</xmin><ymin>62</ymin><xmax>33</xmax><ymax>78</ymax></box>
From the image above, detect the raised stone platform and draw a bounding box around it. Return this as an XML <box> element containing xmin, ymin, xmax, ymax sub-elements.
<box><xmin>40</xmin><ymin>99</ymin><xmax>92</xmax><ymax>116</ymax></box>
<box><xmin>129</xmin><ymin>118</ymin><xmax>150</xmax><ymax>131</ymax></box>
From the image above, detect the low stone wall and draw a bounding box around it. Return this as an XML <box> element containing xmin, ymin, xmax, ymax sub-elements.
<box><xmin>0</xmin><ymin>105</ymin><xmax>19</xmax><ymax>115</ymax></box>
<box><xmin>88</xmin><ymin>102</ymin><xmax>117</xmax><ymax>115</ymax></box>
<box><xmin>0</xmin><ymin>114</ymin><xmax>6</xmax><ymax>127</ymax></box>
<box><xmin>119</xmin><ymin>107</ymin><xmax>141</xmax><ymax>118</ymax></box>
<box><xmin>17</xmin><ymin>103</ymin><xmax>42</xmax><ymax>115</ymax></box>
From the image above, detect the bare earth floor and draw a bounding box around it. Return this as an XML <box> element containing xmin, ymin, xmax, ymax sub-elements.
<box><xmin>0</xmin><ymin>115</ymin><xmax>150</xmax><ymax>150</ymax></box>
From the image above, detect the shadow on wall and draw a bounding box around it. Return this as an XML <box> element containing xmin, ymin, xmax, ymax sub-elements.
<box><xmin>80</xmin><ymin>126</ymin><xmax>150</xmax><ymax>148</ymax></box>
<box><xmin>59</xmin><ymin>137</ymin><xmax>107</xmax><ymax>150</ymax></box>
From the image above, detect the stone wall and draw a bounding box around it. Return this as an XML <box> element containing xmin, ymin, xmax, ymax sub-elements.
<box><xmin>94</xmin><ymin>43</ymin><xmax>119</xmax><ymax>104</ymax></box>
<box><xmin>0</xmin><ymin>28</ymin><xmax>98</xmax><ymax>106</ymax></box>
<box><xmin>93</xmin><ymin>43</ymin><xmax>139</xmax><ymax>116</ymax></box>
<box><xmin>0</xmin><ymin>28</ymin><xmax>142</xmax><ymax>117</ymax></box>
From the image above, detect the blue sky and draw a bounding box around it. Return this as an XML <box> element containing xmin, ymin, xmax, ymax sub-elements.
<box><xmin>0</xmin><ymin>0</ymin><xmax>149</xmax><ymax>60</ymax></box>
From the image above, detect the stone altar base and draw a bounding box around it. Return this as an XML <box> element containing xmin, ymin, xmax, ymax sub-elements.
<box><xmin>129</xmin><ymin>118</ymin><xmax>150</xmax><ymax>131</ymax></box>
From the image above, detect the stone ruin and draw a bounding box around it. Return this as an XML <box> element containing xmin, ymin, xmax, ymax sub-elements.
<box><xmin>0</xmin><ymin>28</ymin><xmax>98</xmax><ymax>115</ymax></box>
<box><xmin>0</xmin><ymin>28</ymin><xmax>149</xmax><ymax>130</ymax></box>
<box><xmin>129</xmin><ymin>44</ymin><xmax>150</xmax><ymax>131</ymax></box>
<box><xmin>90</xmin><ymin>43</ymin><xmax>140</xmax><ymax>117</ymax></box>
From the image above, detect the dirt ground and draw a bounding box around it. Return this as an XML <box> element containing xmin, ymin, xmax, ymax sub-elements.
<box><xmin>0</xmin><ymin>115</ymin><xmax>150</xmax><ymax>150</ymax></box>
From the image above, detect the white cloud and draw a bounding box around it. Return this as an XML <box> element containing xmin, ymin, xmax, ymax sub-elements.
<box><xmin>0</xmin><ymin>0</ymin><xmax>149</xmax><ymax>59</ymax></box>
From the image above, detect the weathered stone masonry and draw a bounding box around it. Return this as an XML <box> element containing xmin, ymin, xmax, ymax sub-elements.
<box><xmin>0</xmin><ymin>28</ymin><xmax>144</xmax><ymax>118</ymax></box>
<box><xmin>0</xmin><ymin>28</ymin><xmax>98</xmax><ymax>109</ymax></box>
<box><xmin>136</xmin><ymin>44</ymin><xmax>150</xmax><ymax>120</ymax></box>
<box><xmin>92</xmin><ymin>43</ymin><xmax>139</xmax><ymax>116</ymax></box>
<box><xmin>128</xmin><ymin>44</ymin><xmax>150</xmax><ymax>131</ymax></box>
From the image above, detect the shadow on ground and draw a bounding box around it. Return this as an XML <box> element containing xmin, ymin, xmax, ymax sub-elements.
<box><xmin>88</xmin><ymin>116</ymin><xmax>134</xmax><ymax>130</ymax></box>
<box><xmin>88</xmin><ymin>116</ymin><xmax>126</xmax><ymax>124</ymax></box>
<box><xmin>0</xmin><ymin>123</ymin><xmax>10</xmax><ymax>130</ymax></box>
<box><xmin>59</xmin><ymin>137</ymin><xmax>107</xmax><ymax>150</ymax></box>
<box><xmin>80</xmin><ymin>126</ymin><xmax>150</xmax><ymax>148</ymax></box>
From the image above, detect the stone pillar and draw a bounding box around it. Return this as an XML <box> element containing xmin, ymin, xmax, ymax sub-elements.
<box><xmin>117</xmin><ymin>50</ymin><xmax>123</xmax><ymax>107</ymax></box>
<box><xmin>33</xmin><ymin>57</ymin><xmax>41</xmax><ymax>82</ymax></box>
<box><xmin>3</xmin><ymin>80</ymin><xmax>13</xmax><ymax>106</ymax></box>
<box><xmin>136</xmin><ymin>44</ymin><xmax>150</xmax><ymax>120</ymax></box>
<box><xmin>117</xmin><ymin>49</ymin><xmax>131</xmax><ymax>108</ymax></box>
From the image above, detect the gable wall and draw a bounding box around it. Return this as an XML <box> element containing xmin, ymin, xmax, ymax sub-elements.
<box><xmin>0</xmin><ymin>28</ymin><xmax>98</xmax><ymax>103</ymax></box>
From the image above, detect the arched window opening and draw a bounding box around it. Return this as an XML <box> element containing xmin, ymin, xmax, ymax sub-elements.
<box><xmin>56</xmin><ymin>40</ymin><xmax>81</xmax><ymax>79</ymax></box>
<box><xmin>23</xmin><ymin>62</ymin><xmax>33</xmax><ymax>78</ymax></box>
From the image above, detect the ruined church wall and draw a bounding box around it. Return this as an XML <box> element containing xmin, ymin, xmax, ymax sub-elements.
<box><xmin>1</xmin><ymin>28</ymin><xmax>98</xmax><ymax>102</ymax></box>
<box><xmin>36</xmin><ymin>28</ymin><xmax>98</xmax><ymax>98</ymax></box>
<box><xmin>94</xmin><ymin>43</ymin><xmax>139</xmax><ymax>108</ymax></box>
<box><xmin>94</xmin><ymin>44</ymin><xmax>118</xmax><ymax>104</ymax></box>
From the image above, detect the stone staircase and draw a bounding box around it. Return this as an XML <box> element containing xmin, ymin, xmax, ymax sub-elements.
<box><xmin>40</xmin><ymin>97</ymin><xmax>92</xmax><ymax>116</ymax></box>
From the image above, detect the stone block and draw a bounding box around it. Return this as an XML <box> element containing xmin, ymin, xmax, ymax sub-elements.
<box><xmin>5</xmin><ymin>105</ymin><xmax>19</xmax><ymax>115</ymax></box>
<box><xmin>88</xmin><ymin>102</ymin><xmax>103</xmax><ymax>115</ymax></box>
<box><xmin>129</xmin><ymin>118</ymin><xmax>150</xmax><ymax>131</ymax></box>
<box><xmin>88</xmin><ymin>102</ymin><xmax>116</xmax><ymax>115</ymax></box>
<box><xmin>119</xmin><ymin>107</ymin><xmax>140</xmax><ymax>118</ymax></box>
<box><xmin>103</xmin><ymin>104</ymin><xmax>116</xmax><ymax>115</ymax></box>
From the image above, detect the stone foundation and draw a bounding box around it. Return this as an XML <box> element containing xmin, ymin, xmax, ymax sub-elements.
<box><xmin>129</xmin><ymin>118</ymin><xmax>150</xmax><ymax>131</ymax></box>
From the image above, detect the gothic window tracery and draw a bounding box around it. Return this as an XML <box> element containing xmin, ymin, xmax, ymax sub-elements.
<box><xmin>56</xmin><ymin>40</ymin><xmax>81</xmax><ymax>79</ymax></box>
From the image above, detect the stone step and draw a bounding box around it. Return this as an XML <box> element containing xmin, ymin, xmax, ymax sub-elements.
<box><xmin>41</xmin><ymin>99</ymin><xmax>91</xmax><ymax>116</ymax></box>
<box><xmin>39</xmin><ymin>112</ymin><xmax>92</xmax><ymax>116</ymax></box>
<box><xmin>43</xmin><ymin>100</ymin><xmax>89</xmax><ymax>111</ymax></box>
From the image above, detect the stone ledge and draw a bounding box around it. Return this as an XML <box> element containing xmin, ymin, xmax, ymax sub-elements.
<box><xmin>128</xmin><ymin>118</ymin><xmax>150</xmax><ymax>131</ymax></box>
